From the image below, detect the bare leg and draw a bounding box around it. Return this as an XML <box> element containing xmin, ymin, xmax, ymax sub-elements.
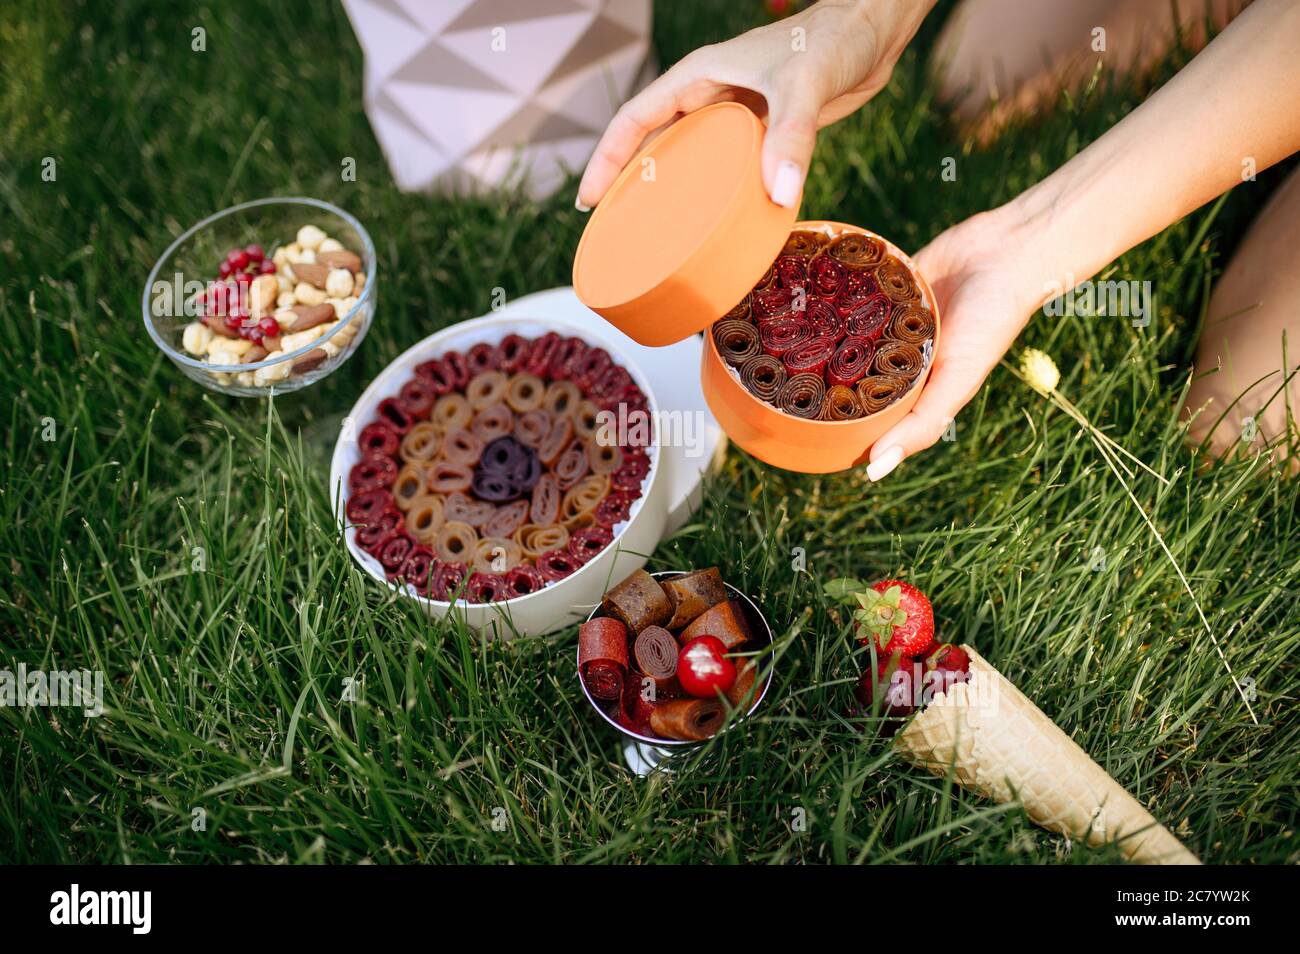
<box><xmin>1184</xmin><ymin>166</ymin><xmax>1300</xmax><ymax>468</ymax></box>
<box><xmin>933</xmin><ymin>0</ymin><xmax>1248</xmax><ymax>142</ymax></box>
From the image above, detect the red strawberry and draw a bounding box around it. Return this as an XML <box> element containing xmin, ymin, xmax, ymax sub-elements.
<box><xmin>853</xmin><ymin>580</ymin><xmax>935</xmax><ymax>659</ymax></box>
<box><xmin>925</xmin><ymin>642</ymin><xmax>970</xmax><ymax>675</ymax></box>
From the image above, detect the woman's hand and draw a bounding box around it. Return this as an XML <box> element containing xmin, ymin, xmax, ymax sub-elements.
<box><xmin>866</xmin><ymin>209</ymin><xmax>1045</xmax><ymax>481</ymax></box>
<box><xmin>576</xmin><ymin>0</ymin><xmax>936</xmax><ymax>211</ymax></box>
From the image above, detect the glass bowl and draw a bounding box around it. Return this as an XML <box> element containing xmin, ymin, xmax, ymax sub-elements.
<box><xmin>142</xmin><ymin>197</ymin><xmax>376</xmax><ymax>396</ymax></box>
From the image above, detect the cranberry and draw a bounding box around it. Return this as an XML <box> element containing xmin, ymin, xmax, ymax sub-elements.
<box><xmin>257</xmin><ymin>316</ymin><xmax>279</xmax><ymax>337</ymax></box>
<box><xmin>227</xmin><ymin>249</ymin><xmax>250</xmax><ymax>270</ymax></box>
<box><xmin>223</xmin><ymin>313</ymin><xmax>243</xmax><ymax>331</ymax></box>
<box><xmin>245</xmin><ymin>243</ymin><xmax>264</xmax><ymax>262</ymax></box>
<box><xmin>218</xmin><ymin>259</ymin><xmax>234</xmax><ymax>278</ymax></box>
<box><xmin>234</xmin><ymin>271</ymin><xmax>253</xmax><ymax>287</ymax></box>
<box><xmin>677</xmin><ymin>636</ymin><xmax>736</xmax><ymax>698</ymax></box>
<box><xmin>258</xmin><ymin>258</ymin><xmax>277</xmax><ymax>274</ymax></box>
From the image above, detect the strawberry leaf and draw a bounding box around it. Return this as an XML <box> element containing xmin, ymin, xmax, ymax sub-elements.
<box><xmin>823</xmin><ymin>578</ymin><xmax>865</xmax><ymax>604</ymax></box>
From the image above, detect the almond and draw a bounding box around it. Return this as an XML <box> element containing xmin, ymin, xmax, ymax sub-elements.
<box><xmin>289</xmin><ymin>261</ymin><xmax>329</xmax><ymax>289</ymax></box>
<box><xmin>292</xmin><ymin>348</ymin><xmax>329</xmax><ymax>374</ymax></box>
<box><xmin>241</xmin><ymin>345</ymin><xmax>269</xmax><ymax>364</ymax></box>
<box><xmin>317</xmin><ymin>249</ymin><xmax>362</xmax><ymax>273</ymax></box>
<box><xmin>286</xmin><ymin>303</ymin><xmax>334</xmax><ymax>333</ymax></box>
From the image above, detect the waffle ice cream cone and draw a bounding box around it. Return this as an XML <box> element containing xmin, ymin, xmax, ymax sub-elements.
<box><xmin>896</xmin><ymin>646</ymin><xmax>1199</xmax><ymax>865</ymax></box>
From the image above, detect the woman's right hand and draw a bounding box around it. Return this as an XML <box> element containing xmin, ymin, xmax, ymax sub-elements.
<box><xmin>576</xmin><ymin>0</ymin><xmax>936</xmax><ymax>211</ymax></box>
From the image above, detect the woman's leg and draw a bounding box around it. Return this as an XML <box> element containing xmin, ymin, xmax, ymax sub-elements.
<box><xmin>1184</xmin><ymin>166</ymin><xmax>1300</xmax><ymax>467</ymax></box>
<box><xmin>933</xmin><ymin>0</ymin><xmax>1248</xmax><ymax>141</ymax></box>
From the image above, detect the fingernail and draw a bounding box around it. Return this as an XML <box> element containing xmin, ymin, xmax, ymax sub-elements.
<box><xmin>770</xmin><ymin>160</ymin><xmax>802</xmax><ymax>208</ymax></box>
<box><xmin>867</xmin><ymin>446</ymin><xmax>904</xmax><ymax>482</ymax></box>
<box><xmin>575</xmin><ymin>197</ymin><xmax>592</xmax><ymax>213</ymax></box>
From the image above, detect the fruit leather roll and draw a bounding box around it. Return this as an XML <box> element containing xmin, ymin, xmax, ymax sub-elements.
<box><xmin>819</xmin><ymin>384</ymin><xmax>863</xmax><ymax>421</ymax></box>
<box><xmin>650</xmin><ymin>698</ymin><xmax>726</xmax><ymax>742</ymax></box>
<box><xmin>758</xmin><ymin>317</ymin><xmax>811</xmax><ymax>358</ymax></box>
<box><xmin>775</xmin><ymin>373</ymin><xmax>826</xmax><ymax>420</ymax></box>
<box><xmin>782</xmin><ymin>335</ymin><xmax>837</xmax><ymax>378</ymax></box>
<box><xmin>843</xmin><ymin>293</ymin><xmax>892</xmax><ymax>340</ymax></box>
<box><xmin>579</xmin><ymin>617</ymin><xmax>629</xmax><ymax>702</ymax></box>
<box><xmin>804</xmin><ymin>297</ymin><xmax>844</xmax><ymax>340</ymax></box>
<box><xmin>726</xmin><ymin>658</ymin><xmax>763</xmax><ymax>708</ymax></box>
<box><xmin>872</xmin><ymin>340</ymin><xmax>925</xmax><ymax>381</ymax></box>
<box><xmin>807</xmin><ymin>254</ymin><xmax>847</xmax><ymax>297</ymax></box>
<box><xmin>875</xmin><ymin>256</ymin><xmax>921</xmax><ymax>303</ymax></box>
<box><xmin>679</xmin><ymin>600</ymin><xmax>753</xmax><ymax>650</ymax></box>
<box><xmin>855</xmin><ymin>374</ymin><xmax>912</xmax><ymax>415</ymax></box>
<box><xmin>739</xmin><ymin>354</ymin><xmax>787</xmax><ymax>402</ymax></box>
<box><xmin>888</xmin><ymin>303</ymin><xmax>936</xmax><ymax>344</ymax></box>
<box><xmin>713</xmin><ymin>320</ymin><xmax>762</xmax><ymax>367</ymax></box>
<box><xmin>601</xmin><ymin>569</ymin><xmax>672</xmax><ymax>633</ymax></box>
<box><xmin>896</xmin><ymin>646</ymin><xmax>1200</xmax><ymax>865</ymax></box>
<box><xmin>827</xmin><ymin>232</ymin><xmax>884</xmax><ymax>268</ymax></box>
<box><xmin>783</xmin><ymin>229</ymin><xmax>829</xmax><ymax>258</ymax></box>
<box><xmin>661</xmin><ymin>567</ymin><xmax>728</xmax><ymax>629</ymax></box>
<box><xmin>633</xmin><ymin>626</ymin><xmax>680</xmax><ymax>691</ymax></box>
<box><xmin>826</xmin><ymin>336</ymin><xmax>875</xmax><ymax>388</ymax></box>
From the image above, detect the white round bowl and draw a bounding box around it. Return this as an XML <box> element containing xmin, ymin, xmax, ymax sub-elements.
<box><xmin>330</xmin><ymin>314</ymin><xmax>671</xmax><ymax>639</ymax></box>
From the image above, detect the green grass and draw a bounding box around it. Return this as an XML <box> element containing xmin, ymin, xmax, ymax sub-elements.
<box><xmin>1</xmin><ymin>0</ymin><xmax>1297</xmax><ymax>864</ymax></box>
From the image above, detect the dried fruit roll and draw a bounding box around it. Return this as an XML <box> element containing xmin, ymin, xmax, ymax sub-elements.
<box><xmin>807</xmin><ymin>254</ymin><xmax>847</xmax><ymax>297</ymax></box>
<box><xmin>513</xmin><ymin>523</ymin><xmax>568</xmax><ymax>560</ymax></box>
<box><xmin>888</xmin><ymin>303</ymin><xmax>936</xmax><ymax>344</ymax></box>
<box><xmin>649</xmin><ymin>698</ymin><xmax>726</xmax><ymax>742</ymax></box>
<box><xmin>553</xmin><ymin>443</ymin><xmax>590</xmax><ymax>489</ymax></box>
<box><xmin>819</xmin><ymin>384</ymin><xmax>863</xmax><ymax>421</ymax></box>
<box><xmin>713</xmin><ymin>320</ymin><xmax>762</xmax><ymax>367</ymax></box>
<box><xmin>561</xmin><ymin>474</ymin><xmax>609</xmax><ymax>523</ymax></box>
<box><xmin>875</xmin><ymin>256</ymin><xmax>920</xmax><ymax>303</ymax></box>
<box><xmin>472</xmin><ymin>537</ymin><xmax>523</xmax><ymax>574</ymax></box>
<box><xmin>843</xmin><ymin>293</ymin><xmax>892</xmax><ymax>340</ymax></box>
<box><xmin>393</xmin><ymin>464</ymin><xmax>427</xmax><ymax>510</ymax></box>
<box><xmin>826</xmin><ymin>336</ymin><xmax>875</xmax><ymax>388</ymax></box>
<box><xmin>471</xmin><ymin>403</ymin><xmax>515</xmax><ymax>444</ymax></box>
<box><xmin>579</xmin><ymin>621</ymin><xmax>629</xmax><ymax>701</ymax></box>
<box><xmin>514</xmin><ymin>409</ymin><xmax>551</xmax><ymax>448</ymax></box>
<box><xmin>782</xmin><ymin>229</ymin><xmax>828</xmax><ymax>257</ymax></box>
<box><xmin>441</xmin><ymin>429</ymin><xmax>484</xmax><ymax>466</ymax></box>
<box><xmin>633</xmin><ymin>625</ymin><xmax>680</xmax><ymax>689</ymax></box>
<box><xmin>726</xmin><ymin>658</ymin><xmax>763</xmax><ymax>708</ymax></box>
<box><xmin>399</xmin><ymin>422</ymin><xmax>441</xmax><ymax>463</ymax></box>
<box><xmin>504</xmin><ymin>373</ymin><xmax>545</xmax><ymax>413</ymax></box>
<box><xmin>431</xmin><ymin>393</ymin><xmax>472</xmax><ymax>433</ymax></box>
<box><xmin>782</xmin><ymin>334</ymin><xmax>837</xmax><ymax>377</ymax></box>
<box><xmin>444</xmin><ymin>492</ymin><xmax>496</xmax><ymax>527</ymax></box>
<box><xmin>855</xmin><ymin>374</ymin><xmax>912</xmax><ymax>414</ymax></box>
<box><xmin>404</xmin><ymin>494</ymin><xmax>445</xmax><ymax>543</ymax></box>
<box><xmin>434</xmin><ymin>520</ymin><xmax>478</xmax><ymax>563</ymax></box>
<box><xmin>466</xmin><ymin>370</ymin><xmax>508</xmax><ymax>409</ymax></box>
<box><xmin>758</xmin><ymin>317</ymin><xmax>810</xmax><ymax>358</ymax></box>
<box><xmin>739</xmin><ymin>354</ymin><xmax>787</xmax><ymax>402</ymax></box>
<box><xmin>872</xmin><ymin>340</ymin><xmax>925</xmax><ymax>379</ymax></box>
<box><xmin>804</xmin><ymin>297</ymin><xmax>844</xmax><ymax>340</ymax></box>
<box><xmin>775</xmin><ymin>372</ymin><xmax>826</xmax><ymax>420</ymax></box>
<box><xmin>661</xmin><ymin>567</ymin><xmax>728</xmax><ymax>629</ymax></box>
<box><xmin>601</xmin><ymin>568</ymin><xmax>671</xmax><ymax>634</ymax></box>
<box><xmin>679</xmin><ymin>600</ymin><xmax>752</xmax><ymax>650</ymax></box>
<box><xmin>827</xmin><ymin>232</ymin><xmax>884</xmax><ymax>268</ymax></box>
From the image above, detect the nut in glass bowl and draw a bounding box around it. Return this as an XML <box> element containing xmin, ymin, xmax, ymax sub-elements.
<box><xmin>141</xmin><ymin>197</ymin><xmax>376</xmax><ymax>396</ymax></box>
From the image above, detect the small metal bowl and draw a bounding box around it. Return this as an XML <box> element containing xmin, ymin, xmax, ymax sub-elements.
<box><xmin>578</xmin><ymin>570</ymin><xmax>775</xmax><ymax>767</ymax></box>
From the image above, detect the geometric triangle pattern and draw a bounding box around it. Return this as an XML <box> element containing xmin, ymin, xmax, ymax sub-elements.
<box><xmin>342</xmin><ymin>0</ymin><xmax>654</xmax><ymax>199</ymax></box>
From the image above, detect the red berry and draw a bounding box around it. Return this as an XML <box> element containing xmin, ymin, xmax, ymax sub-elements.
<box><xmin>234</xmin><ymin>271</ymin><xmax>253</xmax><ymax>287</ymax></box>
<box><xmin>228</xmin><ymin>249</ymin><xmax>250</xmax><ymax>270</ymax></box>
<box><xmin>925</xmin><ymin>643</ymin><xmax>970</xmax><ymax>675</ymax></box>
<box><xmin>677</xmin><ymin>636</ymin><xmax>736</xmax><ymax>698</ymax></box>
<box><xmin>258</xmin><ymin>316</ymin><xmax>279</xmax><ymax>337</ymax></box>
<box><xmin>245</xmin><ymin>243</ymin><xmax>264</xmax><ymax>262</ymax></box>
<box><xmin>258</xmin><ymin>258</ymin><xmax>277</xmax><ymax>274</ymax></box>
<box><xmin>854</xmin><ymin>655</ymin><xmax>921</xmax><ymax>718</ymax></box>
<box><xmin>223</xmin><ymin>313</ymin><xmax>243</xmax><ymax>331</ymax></box>
<box><xmin>853</xmin><ymin>580</ymin><xmax>935</xmax><ymax>658</ymax></box>
<box><xmin>218</xmin><ymin>259</ymin><xmax>234</xmax><ymax>278</ymax></box>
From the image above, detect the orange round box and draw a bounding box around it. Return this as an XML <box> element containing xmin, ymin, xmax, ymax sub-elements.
<box><xmin>701</xmin><ymin>222</ymin><xmax>939</xmax><ymax>473</ymax></box>
<box><xmin>573</xmin><ymin>102</ymin><xmax>940</xmax><ymax>473</ymax></box>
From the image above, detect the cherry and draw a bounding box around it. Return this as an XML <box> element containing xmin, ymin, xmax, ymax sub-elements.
<box><xmin>227</xmin><ymin>248</ymin><xmax>250</xmax><ymax>270</ymax></box>
<box><xmin>257</xmin><ymin>316</ymin><xmax>279</xmax><ymax>337</ymax></box>
<box><xmin>218</xmin><ymin>259</ymin><xmax>234</xmax><ymax>278</ymax></box>
<box><xmin>245</xmin><ymin>243</ymin><xmax>265</xmax><ymax>262</ymax></box>
<box><xmin>258</xmin><ymin>258</ymin><xmax>277</xmax><ymax>274</ymax></box>
<box><xmin>677</xmin><ymin>636</ymin><xmax>736</xmax><ymax>698</ymax></box>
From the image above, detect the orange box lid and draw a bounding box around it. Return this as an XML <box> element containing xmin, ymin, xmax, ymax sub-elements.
<box><xmin>572</xmin><ymin>102</ymin><xmax>800</xmax><ymax>347</ymax></box>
